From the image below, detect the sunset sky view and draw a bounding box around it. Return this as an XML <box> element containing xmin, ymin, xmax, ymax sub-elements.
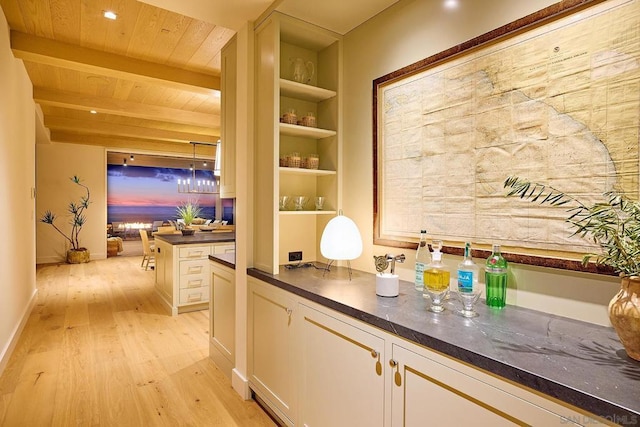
<box><xmin>107</xmin><ymin>164</ymin><xmax>217</xmax><ymax>207</ymax></box>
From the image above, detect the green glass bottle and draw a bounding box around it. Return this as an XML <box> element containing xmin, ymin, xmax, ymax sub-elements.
<box><xmin>485</xmin><ymin>244</ymin><xmax>508</xmax><ymax>308</ymax></box>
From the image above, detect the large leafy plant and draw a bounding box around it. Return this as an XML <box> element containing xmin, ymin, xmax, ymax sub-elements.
<box><xmin>40</xmin><ymin>175</ymin><xmax>90</xmax><ymax>251</ymax></box>
<box><xmin>504</xmin><ymin>176</ymin><xmax>640</xmax><ymax>277</ymax></box>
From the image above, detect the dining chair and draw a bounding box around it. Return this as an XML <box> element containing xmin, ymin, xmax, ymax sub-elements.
<box><xmin>139</xmin><ymin>229</ymin><xmax>155</xmax><ymax>270</ymax></box>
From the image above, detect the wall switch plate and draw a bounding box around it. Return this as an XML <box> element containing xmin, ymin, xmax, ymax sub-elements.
<box><xmin>289</xmin><ymin>251</ymin><xmax>303</xmax><ymax>262</ymax></box>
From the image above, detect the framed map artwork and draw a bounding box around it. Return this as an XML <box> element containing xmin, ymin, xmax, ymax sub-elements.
<box><xmin>373</xmin><ymin>0</ymin><xmax>640</xmax><ymax>272</ymax></box>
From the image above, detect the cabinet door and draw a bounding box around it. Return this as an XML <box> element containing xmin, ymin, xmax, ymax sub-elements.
<box><xmin>390</xmin><ymin>344</ymin><xmax>580</xmax><ymax>426</ymax></box>
<box><xmin>155</xmin><ymin>241</ymin><xmax>172</xmax><ymax>302</ymax></box>
<box><xmin>299</xmin><ymin>304</ymin><xmax>385</xmax><ymax>427</ymax></box>
<box><xmin>211</xmin><ymin>265</ymin><xmax>235</xmax><ymax>364</ymax></box>
<box><xmin>220</xmin><ymin>36</ymin><xmax>237</xmax><ymax>198</ymax></box>
<box><xmin>248</xmin><ymin>278</ymin><xmax>297</xmax><ymax>425</ymax></box>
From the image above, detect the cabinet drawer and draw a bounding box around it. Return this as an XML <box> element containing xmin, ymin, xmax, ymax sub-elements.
<box><xmin>180</xmin><ymin>259</ymin><xmax>207</xmax><ymax>276</ymax></box>
<box><xmin>179</xmin><ymin>286</ymin><xmax>209</xmax><ymax>304</ymax></box>
<box><xmin>213</xmin><ymin>244</ymin><xmax>235</xmax><ymax>254</ymax></box>
<box><xmin>180</xmin><ymin>274</ymin><xmax>207</xmax><ymax>289</ymax></box>
<box><xmin>179</xmin><ymin>246</ymin><xmax>211</xmax><ymax>259</ymax></box>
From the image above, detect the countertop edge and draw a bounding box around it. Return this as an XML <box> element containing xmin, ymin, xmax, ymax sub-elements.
<box><xmin>154</xmin><ymin>232</ymin><xmax>235</xmax><ymax>245</ymax></box>
<box><xmin>247</xmin><ymin>267</ymin><xmax>638</xmax><ymax>423</ymax></box>
<box><xmin>209</xmin><ymin>254</ymin><xmax>236</xmax><ymax>269</ymax></box>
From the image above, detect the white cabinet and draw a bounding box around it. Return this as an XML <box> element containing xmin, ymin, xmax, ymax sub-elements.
<box><xmin>220</xmin><ymin>35</ymin><xmax>236</xmax><ymax>199</ymax></box>
<box><xmin>389</xmin><ymin>342</ymin><xmax>583</xmax><ymax>426</ymax></box>
<box><xmin>209</xmin><ymin>261</ymin><xmax>235</xmax><ymax>379</ymax></box>
<box><xmin>299</xmin><ymin>304</ymin><xmax>385</xmax><ymax>427</ymax></box>
<box><xmin>254</xmin><ymin>12</ymin><xmax>342</xmax><ymax>274</ymax></box>
<box><xmin>248</xmin><ymin>277</ymin><xmax>297</xmax><ymax>426</ymax></box>
<box><xmin>154</xmin><ymin>241</ymin><xmax>233</xmax><ymax>316</ymax></box>
<box><xmin>154</xmin><ymin>239</ymin><xmax>172</xmax><ymax>302</ymax></box>
<box><xmin>247</xmin><ymin>278</ymin><xmax>602</xmax><ymax>427</ymax></box>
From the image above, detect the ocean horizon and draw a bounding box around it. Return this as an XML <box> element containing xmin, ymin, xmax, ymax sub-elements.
<box><xmin>107</xmin><ymin>205</ymin><xmax>217</xmax><ymax>224</ymax></box>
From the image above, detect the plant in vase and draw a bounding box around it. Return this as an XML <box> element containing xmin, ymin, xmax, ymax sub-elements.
<box><xmin>40</xmin><ymin>175</ymin><xmax>91</xmax><ymax>264</ymax></box>
<box><xmin>176</xmin><ymin>200</ymin><xmax>202</xmax><ymax>236</ymax></box>
<box><xmin>503</xmin><ymin>176</ymin><xmax>640</xmax><ymax>361</ymax></box>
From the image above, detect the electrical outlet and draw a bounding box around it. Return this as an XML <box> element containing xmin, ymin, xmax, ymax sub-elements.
<box><xmin>289</xmin><ymin>251</ymin><xmax>303</xmax><ymax>262</ymax></box>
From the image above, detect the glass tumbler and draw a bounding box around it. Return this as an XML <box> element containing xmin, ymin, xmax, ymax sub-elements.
<box><xmin>294</xmin><ymin>196</ymin><xmax>308</xmax><ymax>211</ymax></box>
<box><xmin>279</xmin><ymin>196</ymin><xmax>289</xmax><ymax>211</ymax></box>
<box><xmin>315</xmin><ymin>196</ymin><xmax>325</xmax><ymax>210</ymax></box>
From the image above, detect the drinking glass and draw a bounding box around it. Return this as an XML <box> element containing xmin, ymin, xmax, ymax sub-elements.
<box><xmin>315</xmin><ymin>196</ymin><xmax>325</xmax><ymax>210</ymax></box>
<box><xmin>425</xmin><ymin>288</ymin><xmax>449</xmax><ymax>313</ymax></box>
<box><xmin>294</xmin><ymin>196</ymin><xmax>308</xmax><ymax>211</ymax></box>
<box><xmin>454</xmin><ymin>290</ymin><xmax>482</xmax><ymax>318</ymax></box>
<box><xmin>279</xmin><ymin>196</ymin><xmax>289</xmax><ymax>211</ymax></box>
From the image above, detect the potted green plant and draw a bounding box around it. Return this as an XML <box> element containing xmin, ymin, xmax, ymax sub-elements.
<box><xmin>176</xmin><ymin>200</ymin><xmax>202</xmax><ymax>236</ymax></box>
<box><xmin>40</xmin><ymin>175</ymin><xmax>91</xmax><ymax>264</ymax></box>
<box><xmin>503</xmin><ymin>176</ymin><xmax>640</xmax><ymax>361</ymax></box>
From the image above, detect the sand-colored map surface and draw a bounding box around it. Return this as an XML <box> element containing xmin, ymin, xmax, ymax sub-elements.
<box><xmin>379</xmin><ymin>0</ymin><xmax>640</xmax><ymax>254</ymax></box>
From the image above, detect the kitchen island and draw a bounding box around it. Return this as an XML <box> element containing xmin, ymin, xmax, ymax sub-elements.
<box><xmin>246</xmin><ymin>265</ymin><xmax>639</xmax><ymax>426</ymax></box>
<box><xmin>154</xmin><ymin>232</ymin><xmax>235</xmax><ymax>315</ymax></box>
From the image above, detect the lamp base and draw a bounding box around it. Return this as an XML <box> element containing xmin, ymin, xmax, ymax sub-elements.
<box><xmin>323</xmin><ymin>259</ymin><xmax>353</xmax><ymax>280</ymax></box>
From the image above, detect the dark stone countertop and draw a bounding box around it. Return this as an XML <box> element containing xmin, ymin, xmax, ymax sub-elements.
<box><xmin>154</xmin><ymin>232</ymin><xmax>235</xmax><ymax>245</ymax></box>
<box><xmin>248</xmin><ymin>265</ymin><xmax>640</xmax><ymax>424</ymax></box>
<box><xmin>209</xmin><ymin>253</ymin><xmax>236</xmax><ymax>269</ymax></box>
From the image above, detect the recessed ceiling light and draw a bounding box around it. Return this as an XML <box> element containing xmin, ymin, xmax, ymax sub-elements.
<box><xmin>90</xmin><ymin>110</ymin><xmax>97</xmax><ymax>114</ymax></box>
<box><xmin>104</xmin><ymin>11</ymin><xmax>117</xmax><ymax>20</ymax></box>
<box><xmin>444</xmin><ymin>0</ymin><xmax>459</xmax><ymax>9</ymax></box>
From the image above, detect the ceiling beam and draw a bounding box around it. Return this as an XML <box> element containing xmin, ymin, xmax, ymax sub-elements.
<box><xmin>50</xmin><ymin>131</ymin><xmax>216</xmax><ymax>157</ymax></box>
<box><xmin>11</xmin><ymin>31</ymin><xmax>220</xmax><ymax>95</ymax></box>
<box><xmin>33</xmin><ymin>87</ymin><xmax>220</xmax><ymax>128</ymax></box>
<box><xmin>45</xmin><ymin>116</ymin><xmax>219</xmax><ymax>143</ymax></box>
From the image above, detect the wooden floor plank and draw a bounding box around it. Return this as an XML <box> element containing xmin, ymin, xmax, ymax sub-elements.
<box><xmin>0</xmin><ymin>256</ymin><xmax>275</xmax><ymax>426</ymax></box>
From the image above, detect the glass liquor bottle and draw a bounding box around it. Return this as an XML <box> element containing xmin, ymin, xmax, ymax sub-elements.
<box><xmin>415</xmin><ymin>230</ymin><xmax>430</xmax><ymax>291</ymax></box>
<box><xmin>485</xmin><ymin>244</ymin><xmax>508</xmax><ymax>308</ymax></box>
<box><xmin>457</xmin><ymin>242</ymin><xmax>479</xmax><ymax>294</ymax></box>
<box><xmin>423</xmin><ymin>240</ymin><xmax>450</xmax><ymax>312</ymax></box>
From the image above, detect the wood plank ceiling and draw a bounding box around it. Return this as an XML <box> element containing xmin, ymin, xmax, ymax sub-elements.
<box><xmin>0</xmin><ymin>0</ymin><xmax>234</xmax><ymax>159</ymax></box>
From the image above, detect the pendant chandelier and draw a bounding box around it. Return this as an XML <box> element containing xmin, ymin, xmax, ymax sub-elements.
<box><xmin>177</xmin><ymin>141</ymin><xmax>220</xmax><ymax>194</ymax></box>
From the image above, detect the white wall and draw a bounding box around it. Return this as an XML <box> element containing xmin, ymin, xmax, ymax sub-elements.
<box><xmin>0</xmin><ymin>8</ymin><xmax>38</xmax><ymax>374</ymax></box>
<box><xmin>342</xmin><ymin>0</ymin><xmax>620</xmax><ymax>326</ymax></box>
<box><xmin>36</xmin><ymin>143</ymin><xmax>107</xmax><ymax>264</ymax></box>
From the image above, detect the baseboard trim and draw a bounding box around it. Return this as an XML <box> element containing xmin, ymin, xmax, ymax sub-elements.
<box><xmin>232</xmin><ymin>368</ymin><xmax>251</xmax><ymax>400</ymax></box>
<box><xmin>0</xmin><ymin>288</ymin><xmax>38</xmax><ymax>376</ymax></box>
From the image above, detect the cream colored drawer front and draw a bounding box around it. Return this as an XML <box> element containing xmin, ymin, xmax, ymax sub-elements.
<box><xmin>179</xmin><ymin>274</ymin><xmax>207</xmax><ymax>289</ymax></box>
<box><xmin>179</xmin><ymin>246</ymin><xmax>211</xmax><ymax>259</ymax></box>
<box><xmin>213</xmin><ymin>244</ymin><xmax>235</xmax><ymax>254</ymax></box>
<box><xmin>179</xmin><ymin>286</ymin><xmax>209</xmax><ymax>304</ymax></box>
<box><xmin>180</xmin><ymin>259</ymin><xmax>207</xmax><ymax>276</ymax></box>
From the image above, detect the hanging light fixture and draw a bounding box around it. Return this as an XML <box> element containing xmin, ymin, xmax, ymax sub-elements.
<box><xmin>177</xmin><ymin>141</ymin><xmax>218</xmax><ymax>194</ymax></box>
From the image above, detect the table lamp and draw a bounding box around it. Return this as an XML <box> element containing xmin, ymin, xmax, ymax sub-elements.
<box><xmin>320</xmin><ymin>210</ymin><xmax>362</xmax><ymax>279</ymax></box>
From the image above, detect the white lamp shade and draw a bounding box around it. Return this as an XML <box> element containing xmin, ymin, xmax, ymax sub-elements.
<box><xmin>320</xmin><ymin>214</ymin><xmax>363</xmax><ymax>260</ymax></box>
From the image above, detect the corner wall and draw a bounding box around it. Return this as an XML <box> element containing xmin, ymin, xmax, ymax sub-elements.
<box><xmin>0</xmin><ymin>7</ymin><xmax>37</xmax><ymax>373</ymax></box>
<box><xmin>36</xmin><ymin>143</ymin><xmax>107</xmax><ymax>264</ymax></box>
<box><xmin>342</xmin><ymin>0</ymin><xmax>620</xmax><ymax>326</ymax></box>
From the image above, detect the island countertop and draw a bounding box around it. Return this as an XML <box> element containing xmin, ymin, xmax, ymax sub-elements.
<box><xmin>248</xmin><ymin>265</ymin><xmax>640</xmax><ymax>424</ymax></box>
<box><xmin>154</xmin><ymin>232</ymin><xmax>235</xmax><ymax>245</ymax></box>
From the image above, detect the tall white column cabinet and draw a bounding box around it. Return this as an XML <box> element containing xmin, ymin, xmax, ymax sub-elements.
<box><xmin>254</xmin><ymin>12</ymin><xmax>342</xmax><ymax>274</ymax></box>
<box><xmin>220</xmin><ymin>35</ymin><xmax>237</xmax><ymax>199</ymax></box>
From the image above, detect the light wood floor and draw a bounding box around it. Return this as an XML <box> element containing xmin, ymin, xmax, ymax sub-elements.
<box><xmin>0</xmin><ymin>256</ymin><xmax>275</xmax><ymax>426</ymax></box>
